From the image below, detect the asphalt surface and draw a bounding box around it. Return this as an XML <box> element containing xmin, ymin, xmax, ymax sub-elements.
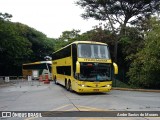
<box><xmin>0</xmin><ymin>80</ymin><xmax>160</xmax><ymax>120</ymax></box>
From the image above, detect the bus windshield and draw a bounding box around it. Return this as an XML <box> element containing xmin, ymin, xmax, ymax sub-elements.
<box><xmin>78</xmin><ymin>44</ymin><xmax>110</xmax><ymax>59</ymax></box>
<box><xmin>79</xmin><ymin>63</ymin><xmax>111</xmax><ymax>81</ymax></box>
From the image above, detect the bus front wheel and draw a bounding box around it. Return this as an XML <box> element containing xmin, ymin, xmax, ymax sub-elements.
<box><xmin>68</xmin><ymin>80</ymin><xmax>72</xmax><ymax>92</ymax></box>
<box><xmin>65</xmin><ymin>79</ymin><xmax>68</xmax><ymax>90</ymax></box>
<box><xmin>54</xmin><ymin>77</ymin><xmax>57</xmax><ymax>84</ymax></box>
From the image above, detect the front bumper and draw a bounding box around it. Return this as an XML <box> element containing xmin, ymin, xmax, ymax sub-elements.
<box><xmin>75</xmin><ymin>85</ymin><xmax>112</xmax><ymax>93</ymax></box>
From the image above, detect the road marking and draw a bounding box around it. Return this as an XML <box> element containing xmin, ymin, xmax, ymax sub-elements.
<box><xmin>65</xmin><ymin>108</ymin><xmax>78</xmax><ymax>111</ymax></box>
<box><xmin>49</xmin><ymin>104</ymin><xmax>107</xmax><ymax>111</ymax></box>
<box><xmin>25</xmin><ymin>116</ymin><xmax>38</xmax><ymax>120</ymax></box>
<box><xmin>77</xmin><ymin>105</ymin><xmax>106</xmax><ymax>111</ymax></box>
<box><xmin>50</xmin><ymin>104</ymin><xmax>73</xmax><ymax>111</ymax></box>
<box><xmin>54</xmin><ymin>105</ymin><xmax>106</xmax><ymax>111</ymax></box>
<box><xmin>24</xmin><ymin>104</ymin><xmax>107</xmax><ymax>120</ymax></box>
<box><xmin>24</xmin><ymin>104</ymin><xmax>73</xmax><ymax>120</ymax></box>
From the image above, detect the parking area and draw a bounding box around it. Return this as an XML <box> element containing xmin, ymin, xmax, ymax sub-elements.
<box><xmin>0</xmin><ymin>79</ymin><xmax>160</xmax><ymax>120</ymax></box>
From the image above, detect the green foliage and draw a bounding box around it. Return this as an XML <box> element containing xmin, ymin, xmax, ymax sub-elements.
<box><xmin>20</xmin><ymin>26</ymin><xmax>55</xmax><ymax>61</ymax></box>
<box><xmin>76</xmin><ymin>0</ymin><xmax>160</xmax><ymax>33</ymax></box>
<box><xmin>53</xmin><ymin>40</ymin><xmax>68</xmax><ymax>51</ymax></box>
<box><xmin>78</xmin><ymin>27</ymin><xmax>116</xmax><ymax>43</ymax></box>
<box><xmin>54</xmin><ymin>29</ymin><xmax>80</xmax><ymax>51</ymax></box>
<box><xmin>0</xmin><ymin>21</ymin><xmax>32</xmax><ymax>62</ymax></box>
<box><xmin>0</xmin><ymin>18</ymin><xmax>55</xmax><ymax>75</ymax></box>
<box><xmin>120</xmin><ymin>27</ymin><xmax>144</xmax><ymax>58</ymax></box>
<box><xmin>127</xmin><ymin>18</ymin><xmax>160</xmax><ymax>88</ymax></box>
<box><xmin>59</xmin><ymin>29</ymin><xmax>80</xmax><ymax>41</ymax></box>
<box><xmin>0</xmin><ymin>20</ymin><xmax>32</xmax><ymax>75</ymax></box>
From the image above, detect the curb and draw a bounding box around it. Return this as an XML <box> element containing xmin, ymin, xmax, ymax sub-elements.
<box><xmin>112</xmin><ymin>87</ymin><xmax>160</xmax><ymax>93</ymax></box>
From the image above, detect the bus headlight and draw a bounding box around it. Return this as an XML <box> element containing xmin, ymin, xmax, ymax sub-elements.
<box><xmin>82</xmin><ymin>85</ymin><xmax>85</xmax><ymax>87</ymax></box>
<box><xmin>106</xmin><ymin>84</ymin><xmax>111</xmax><ymax>87</ymax></box>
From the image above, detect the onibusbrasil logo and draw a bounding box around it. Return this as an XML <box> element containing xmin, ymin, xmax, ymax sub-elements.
<box><xmin>1</xmin><ymin>112</ymin><xmax>42</xmax><ymax>118</ymax></box>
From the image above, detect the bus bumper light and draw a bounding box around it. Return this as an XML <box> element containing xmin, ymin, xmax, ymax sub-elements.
<box><xmin>106</xmin><ymin>84</ymin><xmax>111</xmax><ymax>87</ymax></box>
<box><xmin>78</xmin><ymin>84</ymin><xmax>85</xmax><ymax>87</ymax></box>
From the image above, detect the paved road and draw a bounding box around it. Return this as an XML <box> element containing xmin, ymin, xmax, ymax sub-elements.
<box><xmin>0</xmin><ymin>81</ymin><xmax>160</xmax><ymax>120</ymax></box>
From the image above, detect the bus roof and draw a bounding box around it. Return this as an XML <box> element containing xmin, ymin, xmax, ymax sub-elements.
<box><xmin>52</xmin><ymin>41</ymin><xmax>108</xmax><ymax>54</ymax></box>
<box><xmin>23</xmin><ymin>61</ymin><xmax>52</xmax><ymax>65</ymax></box>
<box><xmin>72</xmin><ymin>41</ymin><xmax>108</xmax><ymax>45</ymax></box>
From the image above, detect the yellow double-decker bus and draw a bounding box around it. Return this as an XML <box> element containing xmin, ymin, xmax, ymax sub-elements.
<box><xmin>52</xmin><ymin>41</ymin><xmax>118</xmax><ymax>93</ymax></box>
<box><xmin>22</xmin><ymin>61</ymin><xmax>52</xmax><ymax>80</ymax></box>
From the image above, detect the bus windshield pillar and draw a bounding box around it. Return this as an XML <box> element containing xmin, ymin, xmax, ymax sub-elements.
<box><xmin>76</xmin><ymin>61</ymin><xmax>80</xmax><ymax>74</ymax></box>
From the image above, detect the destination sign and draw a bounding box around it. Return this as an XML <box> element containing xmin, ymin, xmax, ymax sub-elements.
<box><xmin>78</xmin><ymin>58</ymin><xmax>112</xmax><ymax>63</ymax></box>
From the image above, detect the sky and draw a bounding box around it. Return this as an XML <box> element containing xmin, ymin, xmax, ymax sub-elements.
<box><xmin>0</xmin><ymin>0</ymin><xmax>103</xmax><ymax>38</ymax></box>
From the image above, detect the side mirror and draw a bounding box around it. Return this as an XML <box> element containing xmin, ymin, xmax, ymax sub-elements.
<box><xmin>113</xmin><ymin>62</ymin><xmax>118</xmax><ymax>74</ymax></box>
<box><xmin>76</xmin><ymin>61</ymin><xmax>80</xmax><ymax>74</ymax></box>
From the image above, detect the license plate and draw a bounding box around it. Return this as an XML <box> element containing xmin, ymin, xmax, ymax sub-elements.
<box><xmin>93</xmin><ymin>89</ymin><xmax>99</xmax><ymax>92</ymax></box>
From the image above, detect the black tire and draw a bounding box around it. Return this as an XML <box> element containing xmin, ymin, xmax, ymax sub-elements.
<box><xmin>54</xmin><ymin>77</ymin><xmax>57</xmax><ymax>84</ymax></box>
<box><xmin>65</xmin><ymin>79</ymin><xmax>69</xmax><ymax>90</ymax></box>
<box><xmin>68</xmin><ymin>80</ymin><xmax>72</xmax><ymax>92</ymax></box>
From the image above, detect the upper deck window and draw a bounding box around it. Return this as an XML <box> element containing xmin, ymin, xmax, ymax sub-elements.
<box><xmin>78</xmin><ymin>44</ymin><xmax>110</xmax><ymax>59</ymax></box>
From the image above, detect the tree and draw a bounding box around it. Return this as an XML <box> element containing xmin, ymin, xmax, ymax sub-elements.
<box><xmin>54</xmin><ymin>29</ymin><xmax>81</xmax><ymax>51</ymax></box>
<box><xmin>59</xmin><ymin>29</ymin><xmax>80</xmax><ymax>41</ymax></box>
<box><xmin>0</xmin><ymin>17</ymin><xmax>55</xmax><ymax>75</ymax></box>
<box><xmin>21</xmin><ymin>26</ymin><xmax>55</xmax><ymax>61</ymax></box>
<box><xmin>0</xmin><ymin>20</ymin><xmax>33</xmax><ymax>75</ymax></box>
<box><xmin>79</xmin><ymin>27</ymin><xmax>115</xmax><ymax>42</ymax></box>
<box><xmin>76</xmin><ymin>0</ymin><xmax>160</xmax><ymax>61</ymax></box>
<box><xmin>127</xmin><ymin>17</ymin><xmax>160</xmax><ymax>88</ymax></box>
<box><xmin>0</xmin><ymin>12</ymin><xmax>12</xmax><ymax>21</ymax></box>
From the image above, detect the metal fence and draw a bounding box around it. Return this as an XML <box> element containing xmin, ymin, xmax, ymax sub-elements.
<box><xmin>0</xmin><ymin>76</ymin><xmax>49</xmax><ymax>87</ymax></box>
<box><xmin>112</xmin><ymin>69</ymin><xmax>130</xmax><ymax>88</ymax></box>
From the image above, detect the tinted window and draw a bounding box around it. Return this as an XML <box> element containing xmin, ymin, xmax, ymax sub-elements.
<box><xmin>52</xmin><ymin>45</ymin><xmax>71</xmax><ymax>60</ymax></box>
<box><xmin>78</xmin><ymin>44</ymin><xmax>110</xmax><ymax>59</ymax></box>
